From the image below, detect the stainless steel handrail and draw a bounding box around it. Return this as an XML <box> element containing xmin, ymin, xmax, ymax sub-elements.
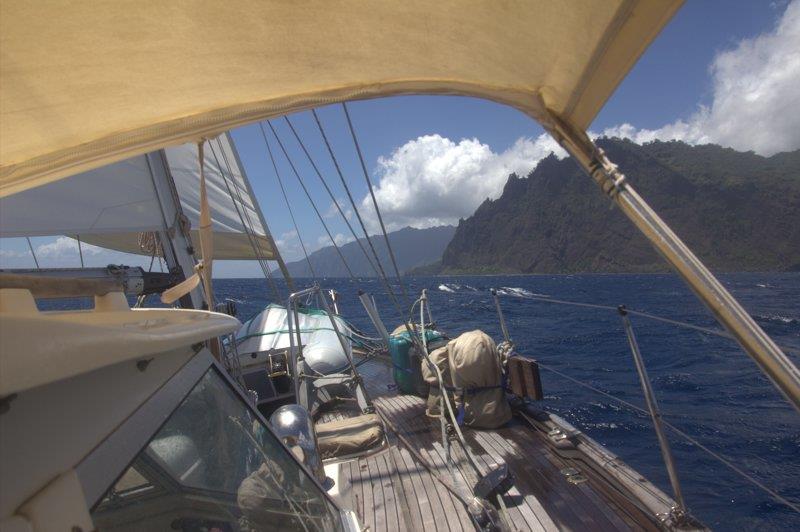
<box><xmin>619</xmin><ymin>305</ymin><xmax>687</xmax><ymax>523</ymax></box>
<box><xmin>545</xmin><ymin>118</ymin><xmax>800</xmax><ymax>412</ymax></box>
<box><xmin>286</xmin><ymin>283</ymin><xmax>372</xmax><ymax>413</ymax></box>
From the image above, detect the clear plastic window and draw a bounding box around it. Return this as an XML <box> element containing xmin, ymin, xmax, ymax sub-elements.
<box><xmin>92</xmin><ymin>368</ymin><xmax>341</xmax><ymax>531</ymax></box>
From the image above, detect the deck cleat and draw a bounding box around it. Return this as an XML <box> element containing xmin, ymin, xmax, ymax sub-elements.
<box><xmin>474</xmin><ymin>462</ymin><xmax>515</xmax><ymax>501</ymax></box>
<box><xmin>560</xmin><ymin>466</ymin><xmax>588</xmax><ymax>484</ymax></box>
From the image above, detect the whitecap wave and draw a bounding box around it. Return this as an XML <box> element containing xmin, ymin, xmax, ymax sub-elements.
<box><xmin>497</xmin><ymin>287</ymin><xmax>550</xmax><ymax>298</ymax></box>
<box><xmin>755</xmin><ymin>314</ymin><xmax>799</xmax><ymax>325</ymax></box>
<box><xmin>438</xmin><ymin>284</ymin><xmax>456</xmax><ymax>293</ymax></box>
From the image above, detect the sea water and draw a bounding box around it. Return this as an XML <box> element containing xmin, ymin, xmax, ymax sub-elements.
<box><xmin>42</xmin><ymin>272</ymin><xmax>800</xmax><ymax>530</ymax></box>
<box><xmin>217</xmin><ymin>272</ymin><xmax>799</xmax><ymax>531</ymax></box>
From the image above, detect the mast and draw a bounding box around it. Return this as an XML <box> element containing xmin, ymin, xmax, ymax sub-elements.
<box><xmin>145</xmin><ymin>151</ymin><xmax>204</xmax><ymax>309</ymax></box>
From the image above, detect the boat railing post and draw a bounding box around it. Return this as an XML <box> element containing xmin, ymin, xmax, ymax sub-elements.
<box><xmin>491</xmin><ymin>288</ymin><xmax>512</xmax><ymax>345</ymax></box>
<box><xmin>314</xmin><ymin>284</ymin><xmax>373</xmax><ymax>413</ymax></box>
<box><xmin>328</xmin><ymin>288</ymin><xmax>340</xmax><ymax>315</ymax></box>
<box><xmin>420</xmin><ymin>289</ymin><xmax>428</xmax><ymax>353</ymax></box>
<box><xmin>618</xmin><ymin>305</ymin><xmax>687</xmax><ymax>521</ymax></box>
<box><xmin>286</xmin><ymin>285</ymin><xmax>318</xmax><ymax>409</ymax></box>
<box><xmin>286</xmin><ymin>293</ymin><xmax>301</xmax><ymax>407</ymax></box>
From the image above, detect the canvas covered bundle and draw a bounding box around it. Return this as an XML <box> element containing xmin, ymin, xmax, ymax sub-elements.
<box><xmin>421</xmin><ymin>330</ymin><xmax>512</xmax><ymax>429</ymax></box>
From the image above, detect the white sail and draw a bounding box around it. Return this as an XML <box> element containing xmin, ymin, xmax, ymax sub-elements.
<box><xmin>0</xmin><ymin>134</ymin><xmax>277</xmax><ymax>260</ymax></box>
<box><xmin>0</xmin><ymin>156</ymin><xmax>162</xmax><ymax>237</ymax></box>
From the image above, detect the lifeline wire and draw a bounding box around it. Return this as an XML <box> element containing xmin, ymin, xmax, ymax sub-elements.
<box><xmin>536</xmin><ymin>362</ymin><xmax>800</xmax><ymax>514</ymax></box>
<box><xmin>503</xmin><ymin>290</ymin><xmax>800</xmax><ymax>357</ymax></box>
<box><xmin>257</xmin><ymin>122</ymin><xmax>317</xmax><ymax>281</ymax></box>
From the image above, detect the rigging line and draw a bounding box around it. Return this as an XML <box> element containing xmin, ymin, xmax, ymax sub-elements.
<box><xmin>258</xmin><ymin>122</ymin><xmax>318</xmax><ymax>281</ymax></box>
<box><xmin>311</xmin><ymin>108</ymin><xmax>402</xmax><ymax>308</ymax></box>
<box><xmin>208</xmin><ymin>137</ymin><xmax>281</xmax><ymax>302</ymax></box>
<box><xmin>536</xmin><ymin>362</ymin><xmax>800</xmax><ymax>515</ymax></box>
<box><xmin>342</xmin><ymin>102</ymin><xmax>409</xmax><ymax>305</ymax></box>
<box><xmin>492</xmin><ymin>290</ymin><xmax>800</xmax><ymax>357</ymax></box>
<box><xmin>284</xmin><ymin>115</ymin><xmax>383</xmax><ymax>280</ymax></box>
<box><xmin>76</xmin><ymin>235</ymin><xmax>84</xmax><ymax>268</ymax></box>
<box><xmin>214</xmin><ymin>136</ymin><xmax>274</xmax><ymax>278</ymax></box>
<box><xmin>266</xmin><ymin>120</ymin><xmax>358</xmax><ymax>281</ymax></box>
<box><xmin>25</xmin><ymin>237</ymin><xmax>39</xmax><ymax>269</ymax></box>
<box><xmin>208</xmin><ymin>139</ymin><xmax>274</xmax><ymax>289</ymax></box>
<box><xmin>208</xmin><ymin>139</ymin><xmax>268</xmax><ymax>274</ymax></box>
<box><xmin>315</xmin><ymin>110</ymin><xmax>470</xmax><ymax>461</ymax></box>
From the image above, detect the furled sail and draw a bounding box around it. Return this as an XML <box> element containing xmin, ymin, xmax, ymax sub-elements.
<box><xmin>0</xmin><ymin>134</ymin><xmax>277</xmax><ymax>260</ymax></box>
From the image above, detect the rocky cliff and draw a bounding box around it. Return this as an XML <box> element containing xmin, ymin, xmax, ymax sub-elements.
<box><xmin>440</xmin><ymin>139</ymin><xmax>800</xmax><ymax>273</ymax></box>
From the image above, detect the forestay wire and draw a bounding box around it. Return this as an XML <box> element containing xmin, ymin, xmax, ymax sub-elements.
<box><xmin>310</xmin><ymin>108</ymin><xmax>405</xmax><ymax>314</ymax></box>
<box><xmin>258</xmin><ymin>122</ymin><xmax>317</xmax><ymax>281</ymax></box>
<box><xmin>266</xmin><ymin>120</ymin><xmax>357</xmax><ymax>281</ymax></box>
<box><xmin>283</xmin><ymin>115</ymin><xmax>383</xmax><ymax>280</ymax></box>
<box><xmin>342</xmin><ymin>102</ymin><xmax>410</xmax><ymax>306</ymax></box>
<box><xmin>207</xmin><ymin>137</ymin><xmax>281</xmax><ymax>301</ymax></box>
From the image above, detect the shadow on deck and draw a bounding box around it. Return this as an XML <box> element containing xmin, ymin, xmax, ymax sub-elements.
<box><xmin>321</xmin><ymin>357</ymin><xmax>670</xmax><ymax>531</ymax></box>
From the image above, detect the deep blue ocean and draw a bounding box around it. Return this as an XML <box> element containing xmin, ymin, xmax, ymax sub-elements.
<box><xmin>215</xmin><ymin>272</ymin><xmax>799</xmax><ymax>531</ymax></box>
<box><xmin>41</xmin><ymin>272</ymin><xmax>799</xmax><ymax>530</ymax></box>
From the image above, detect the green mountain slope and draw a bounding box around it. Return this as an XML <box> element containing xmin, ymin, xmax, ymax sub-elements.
<box><xmin>440</xmin><ymin>139</ymin><xmax>800</xmax><ymax>273</ymax></box>
<box><xmin>281</xmin><ymin>225</ymin><xmax>456</xmax><ymax>277</ymax></box>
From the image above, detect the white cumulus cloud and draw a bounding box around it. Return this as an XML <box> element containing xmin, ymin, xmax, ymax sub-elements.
<box><xmin>362</xmin><ymin>134</ymin><xmax>566</xmax><ymax>230</ymax></box>
<box><xmin>599</xmin><ymin>0</ymin><xmax>800</xmax><ymax>155</ymax></box>
<box><xmin>355</xmin><ymin>2</ymin><xmax>798</xmax><ymax>232</ymax></box>
<box><xmin>35</xmin><ymin>236</ymin><xmax>103</xmax><ymax>258</ymax></box>
<box><xmin>316</xmin><ymin>233</ymin><xmax>354</xmax><ymax>248</ymax></box>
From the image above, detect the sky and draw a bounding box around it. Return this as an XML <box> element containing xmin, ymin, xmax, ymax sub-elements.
<box><xmin>1</xmin><ymin>0</ymin><xmax>798</xmax><ymax>277</ymax></box>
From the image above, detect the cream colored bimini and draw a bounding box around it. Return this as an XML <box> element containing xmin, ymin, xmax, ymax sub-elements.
<box><xmin>1</xmin><ymin>2</ymin><xmax>799</xmax><ymax>531</ymax></box>
<box><xmin>0</xmin><ymin>0</ymin><xmax>680</xmax><ymax>195</ymax></box>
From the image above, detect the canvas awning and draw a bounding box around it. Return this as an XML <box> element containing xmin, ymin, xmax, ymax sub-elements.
<box><xmin>0</xmin><ymin>0</ymin><xmax>682</xmax><ymax>196</ymax></box>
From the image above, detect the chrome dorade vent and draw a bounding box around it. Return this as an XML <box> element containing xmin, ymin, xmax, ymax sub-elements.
<box><xmin>270</xmin><ymin>404</ymin><xmax>329</xmax><ymax>488</ymax></box>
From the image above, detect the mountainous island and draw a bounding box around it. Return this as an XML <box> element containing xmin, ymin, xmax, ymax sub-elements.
<box><xmin>439</xmin><ymin>139</ymin><xmax>800</xmax><ymax>273</ymax></box>
<box><xmin>284</xmin><ymin>139</ymin><xmax>799</xmax><ymax>276</ymax></box>
<box><xmin>279</xmin><ymin>225</ymin><xmax>456</xmax><ymax>277</ymax></box>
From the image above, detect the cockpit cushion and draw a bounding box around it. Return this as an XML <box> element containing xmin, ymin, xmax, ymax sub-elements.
<box><xmin>315</xmin><ymin>413</ymin><xmax>384</xmax><ymax>459</ymax></box>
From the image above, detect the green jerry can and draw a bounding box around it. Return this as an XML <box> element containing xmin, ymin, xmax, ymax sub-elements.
<box><xmin>388</xmin><ymin>329</ymin><xmax>448</xmax><ymax>397</ymax></box>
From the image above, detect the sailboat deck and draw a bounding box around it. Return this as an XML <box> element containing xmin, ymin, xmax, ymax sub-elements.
<box><xmin>323</xmin><ymin>357</ymin><xmax>664</xmax><ymax>531</ymax></box>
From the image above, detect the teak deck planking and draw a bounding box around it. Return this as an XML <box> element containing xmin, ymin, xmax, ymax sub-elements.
<box><xmin>324</xmin><ymin>357</ymin><xmax>662</xmax><ymax>531</ymax></box>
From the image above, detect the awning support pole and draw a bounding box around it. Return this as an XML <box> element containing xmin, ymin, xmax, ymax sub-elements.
<box><xmin>545</xmin><ymin>116</ymin><xmax>800</xmax><ymax>412</ymax></box>
<box><xmin>618</xmin><ymin>305</ymin><xmax>687</xmax><ymax>520</ymax></box>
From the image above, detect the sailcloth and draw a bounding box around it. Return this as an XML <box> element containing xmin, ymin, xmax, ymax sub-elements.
<box><xmin>0</xmin><ymin>135</ymin><xmax>277</xmax><ymax>261</ymax></box>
